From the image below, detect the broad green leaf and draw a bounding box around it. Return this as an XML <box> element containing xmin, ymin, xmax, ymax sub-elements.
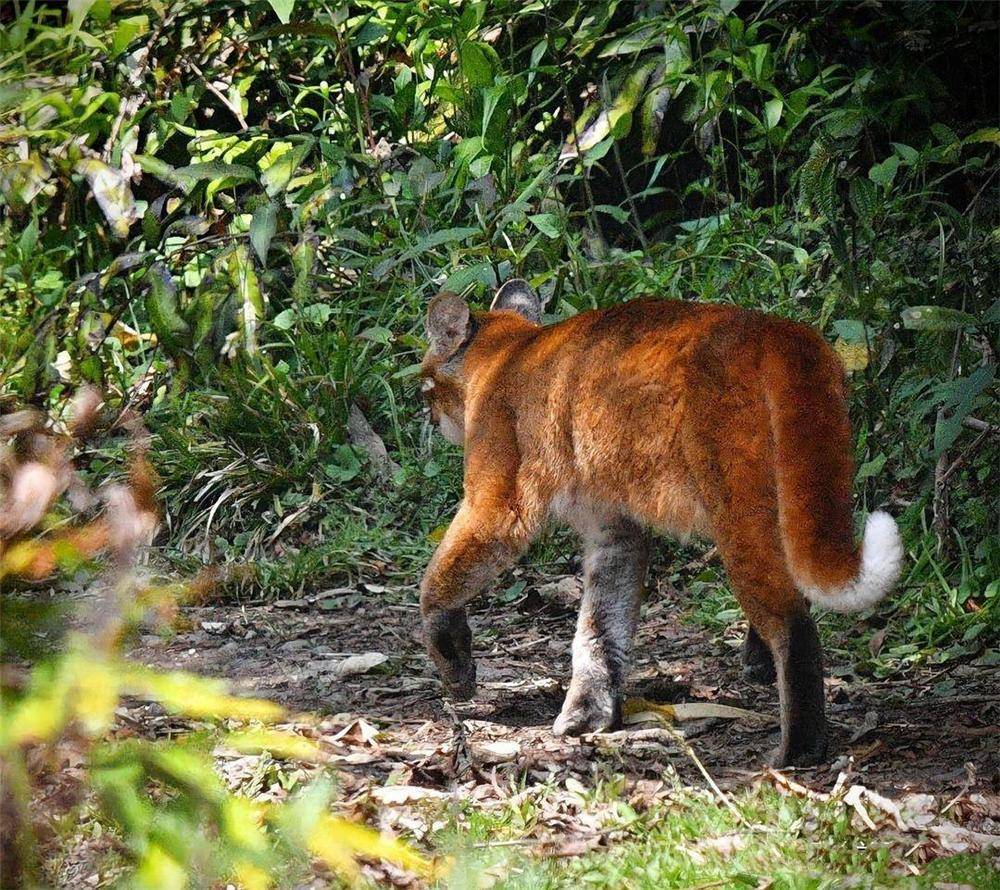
<box><xmin>528</xmin><ymin>213</ymin><xmax>561</xmax><ymax>238</ymax></box>
<box><xmin>831</xmin><ymin>319</ymin><xmax>875</xmax><ymax>344</ymax></box>
<box><xmin>272</xmin><ymin>308</ymin><xmax>296</xmax><ymax>330</ymax></box>
<box><xmin>111</xmin><ymin>15</ymin><xmax>149</xmax><ymax>56</ymax></box>
<box><xmin>855</xmin><ymin>453</ymin><xmax>886</xmax><ymax>481</ymax></box>
<box><xmin>250</xmin><ymin>201</ymin><xmax>277</xmax><ymax>265</ymax></box>
<box><xmin>934</xmin><ymin>366</ymin><xmax>996</xmax><ymax>456</ymax></box>
<box><xmin>901</xmin><ymin>306</ymin><xmax>978</xmax><ymax>331</ymax></box>
<box><xmin>460</xmin><ymin>41</ymin><xmax>499</xmax><ymax>88</ymax></box>
<box><xmin>594</xmin><ymin>204</ymin><xmax>629</xmax><ymax>223</ymax></box>
<box><xmin>144</xmin><ymin>265</ymin><xmax>189</xmax><ymax>350</ymax></box>
<box><xmin>764</xmin><ymin>97</ymin><xmax>783</xmax><ymax>129</ymax></box>
<box><xmin>868</xmin><ymin>155</ymin><xmax>900</xmax><ymax>187</ymax></box>
<box><xmin>964</xmin><ymin>127</ymin><xmax>1000</xmax><ymax>146</ymax></box>
<box><xmin>983</xmin><ymin>298</ymin><xmax>1000</xmax><ymax>325</ymax></box>
<box><xmin>267</xmin><ymin>0</ymin><xmax>295</xmax><ymax>25</ymax></box>
<box><xmin>892</xmin><ymin>142</ymin><xmax>919</xmax><ymax>163</ymax></box>
<box><xmin>260</xmin><ymin>141</ymin><xmax>312</xmax><ymax>197</ymax></box>
<box><xmin>599</xmin><ymin>24</ymin><xmax>660</xmax><ymax>57</ymax></box>
<box><xmin>173</xmin><ymin>160</ymin><xmax>257</xmax><ymax>191</ymax></box>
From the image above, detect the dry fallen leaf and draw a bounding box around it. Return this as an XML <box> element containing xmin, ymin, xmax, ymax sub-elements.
<box><xmin>369</xmin><ymin>785</ymin><xmax>450</xmax><ymax>805</ymax></box>
<box><xmin>334</xmin><ymin>652</ymin><xmax>389</xmax><ymax>677</ymax></box>
<box><xmin>623</xmin><ymin>697</ymin><xmax>764</xmax><ymax>725</ymax></box>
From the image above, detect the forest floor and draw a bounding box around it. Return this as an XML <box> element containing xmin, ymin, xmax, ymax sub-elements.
<box><xmin>51</xmin><ymin>568</ymin><xmax>1000</xmax><ymax>887</ymax></box>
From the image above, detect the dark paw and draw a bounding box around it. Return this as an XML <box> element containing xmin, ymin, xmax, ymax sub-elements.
<box><xmin>552</xmin><ymin>692</ymin><xmax>619</xmax><ymax>737</ymax></box>
<box><xmin>424</xmin><ymin>607</ymin><xmax>475</xmax><ymax>698</ymax></box>
<box><xmin>439</xmin><ymin>658</ymin><xmax>476</xmax><ymax>701</ymax></box>
<box><xmin>768</xmin><ymin>735</ymin><xmax>828</xmax><ymax>768</ymax></box>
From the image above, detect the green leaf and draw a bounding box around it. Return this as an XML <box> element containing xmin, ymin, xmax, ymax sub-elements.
<box><xmin>900</xmin><ymin>306</ymin><xmax>978</xmax><ymax>331</ymax></box>
<box><xmin>173</xmin><ymin>160</ymin><xmax>257</xmax><ymax>190</ymax></box>
<box><xmin>260</xmin><ymin>141</ymin><xmax>313</xmax><ymax>197</ymax></box>
<box><xmin>144</xmin><ymin>265</ymin><xmax>189</xmax><ymax>351</ymax></box>
<box><xmin>111</xmin><ymin>15</ymin><xmax>148</xmax><ymax>56</ymax></box>
<box><xmin>891</xmin><ymin>142</ymin><xmax>919</xmax><ymax>163</ymax></box>
<box><xmin>868</xmin><ymin>155</ymin><xmax>900</xmax><ymax>187</ymax></box>
<box><xmin>460</xmin><ymin>41</ymin><xmax>499</xmax><ymax>88</ymax></box>
<box><xmin>594</xmin><ymin>204</ymin><xmax>629</xmax><ymax>223</ymax></box>
<box><xmin>267</xmin><ymin>0</ymin><xmax>295</xmax><ymax>25</ymax></box>
<box><xmin>831</xmin><ymin>319</ymin><xmax>875</xmax><ymax>344</ymax></box>
<box><xmin>934</xmin><ymin>366</ymin><xmax>996</xmax><ymax>456</ymax></box>
<box><xmin>849</xmin><ymin>177</ymin><xmax>878</xmax><ymax>224</ymax></box>
<box><xmin>964</xmin><ymin>127</ymin><xmax>1000</xmax><ymax>146</ymax></box>
<box><xmin>250</xmin><ymin>201</ymin><xmax>277</xmax><ymax>265</ymax></box>
<box><xmin>856</xmin><ymin>453</ymin><xmax>886</xmax><ymax>482</ymax></box>
<box><xmin>599</xmin><ymin>24</ymin><xmax>660</xmax><ymax>57</ymax></box>
<box><xmin>640</xmin><ymin>83</ymin><xmax>670</xmax><ymax>155</ymax></box>
<box><xmin>273</xmin><ymin>308</ymin><xmax>296</xmax><ymax>330</ymax></box>
<box><xmin>528</xmin><ymin>213</ymin><xmax>561</xmax><ymax>238</ymax></box>
<box><xmin>763</xmin><ymin>97</ymin><xmax>783</xmax><ymax>129</ymax></box>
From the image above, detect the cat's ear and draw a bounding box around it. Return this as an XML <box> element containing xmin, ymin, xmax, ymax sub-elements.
<box><xmin>425</xmin><ymin>291</ymin><xmax>472</xmax><ymax>357</ymax></box>
<box><xmin>490</xmin><ymin>278</ymin><xmax>541</xmax><ymax>324</ymax></box>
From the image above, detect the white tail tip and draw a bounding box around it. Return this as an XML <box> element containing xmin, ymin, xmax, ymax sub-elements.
<box><xmin>805</xmin><ymin>511</ymin><xmax>904</xmax><ymax>613</ymax></box>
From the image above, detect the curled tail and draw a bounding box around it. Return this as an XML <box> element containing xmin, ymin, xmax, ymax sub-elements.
<box><xmin>762</xmin><ymin>323</ymin><xmax>904</xmax><ymax>613</ymax></box>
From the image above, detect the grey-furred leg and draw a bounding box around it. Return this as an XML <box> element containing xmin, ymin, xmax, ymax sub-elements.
<box><xmin>553</xmin><ymin>515</ymin><xmax>649</xmax><ymax>736</ymax></box>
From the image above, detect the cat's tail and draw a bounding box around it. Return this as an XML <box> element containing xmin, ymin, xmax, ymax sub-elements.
<box><xmin>762</xmin><ymin>321</ymin><xmax>904</xmax><ymax>613</ymax></box>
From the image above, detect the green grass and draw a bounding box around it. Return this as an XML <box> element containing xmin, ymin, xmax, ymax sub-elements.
<box><xmin>436</xmin><ymin>781</ymin><xmax>999</xmax><ymax>889</ymax></box>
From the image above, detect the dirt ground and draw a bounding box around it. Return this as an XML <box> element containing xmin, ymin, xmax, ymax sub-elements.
<box><xmin>126</xmin><ymin>573</ymin><xmax>1000</xmax><ymax>802</ymax></box>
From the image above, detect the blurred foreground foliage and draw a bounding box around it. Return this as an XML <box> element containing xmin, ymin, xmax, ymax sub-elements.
<box><xmin>0</xmin><ymin>396</ymin><xmax>438</xmax><ymax>887</ymax></box>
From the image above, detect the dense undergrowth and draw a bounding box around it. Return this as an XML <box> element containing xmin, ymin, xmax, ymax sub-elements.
<box><xmin>2</xmin><ymin>0</ymin><xmax>999</xmax><ymax>672</ymax></box>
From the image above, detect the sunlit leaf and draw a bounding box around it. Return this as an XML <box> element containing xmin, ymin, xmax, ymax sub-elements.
<box><xmin>121</xmin><ymin>665</ymin><xmax>284</xmax><ymax>722</ymax></box>
<box><xmin>267</xmin><ymin>0</ymin><xmax>295</xmax><ymax>25</ymax></box>
<box><xmin>833</xmin><ymin>338</ymin><xmax>869</xmax><ymax>373</ymax></box>
<box><xmin>250</xmin><ymin>201</ymin><xmax>277</xmax><ymax>265</ymax></box>
<box><xmin>900</xmin><ymin>306</ymin><xmax>978</xmax><ymax>331</ymax></box>
<box><xmin>222</xmin><ymin>729</ymin><xmax>325</xmax><ymax>762</ymax></box>
<box><xmin>764</xmin><ymin>96</ymin><xmax>783</xmax><ymax>129</ymax></box>
<box><xmin>76</xmin><ymin>159</ymin><xmax>137</xmax><ymax>237</ymax></box>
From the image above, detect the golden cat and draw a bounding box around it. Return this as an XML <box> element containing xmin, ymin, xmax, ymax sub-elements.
<box><xmin>418</xmin><ymin>280</ymin><xmax>903</xmax><ymax>766</ymax></box>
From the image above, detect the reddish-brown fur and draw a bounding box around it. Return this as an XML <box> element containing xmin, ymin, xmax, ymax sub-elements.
<box><xmin>419</xmin><ymin>288</ymin><xmax>899</xmax><ymax>765</ymax></box>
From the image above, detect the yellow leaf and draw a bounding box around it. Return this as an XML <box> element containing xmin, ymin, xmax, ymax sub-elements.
<box><xmin>223</xmin><ymin>729</ymin><xmax>326</xmax><ymax>762</ymax></box>
<box><xmin>232</xmin><ymin>862</ymin><xmax>271</xmax><ymax>890</ymax></box>
<box><xmin>121</xmin><ymin>665</ymin><xmax>284</xmax><ymax>722</ymax></box>
<box><xmin>833</xmin><ymin>338</ymin><xmax>869</xmax><ymax>373</ymax></box>
<box><xmin>68</xmin><ymin>652</ymin><xmax>120</xmax><ymax>735</ymax></box>
<box><xmin>133</xmin><ymin>842</ymin><xmax>187</xmax><ymax>890</ymax></box>
<box><xmin>222</xmin><ymin>796</ymin><xmax>270</xmax><ymax>853</ymax></box>
<box><xmin>623</xmin><ymin>697</ymin><xmax>762</xmax><ymax>725</ymax></box>
<box><xmin>427</xmin><ymin>523</ymin><xmax>450</xmax><ymax>543</ymax></box>
<box><xmin>309</xmin><ymin>814</ymin><xmax>445</xmax><ymax>880</ymax></box>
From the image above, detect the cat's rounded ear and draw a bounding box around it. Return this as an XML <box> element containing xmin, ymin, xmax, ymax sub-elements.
<box><xmin>425</xmin><ymin>291</ymin><xmax>472</xmax><ymax>357</ymax></box>
<box><xmin>490</xmin><ymin>278</ymin><xmax>541</xmax><ymax>324</ymax></box>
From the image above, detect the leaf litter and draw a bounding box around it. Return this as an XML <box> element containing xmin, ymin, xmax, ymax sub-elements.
<box><xmin>114</xmin><ymin>570</ymin><xmax>1000</xmax><ymax>884</ymax></box>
